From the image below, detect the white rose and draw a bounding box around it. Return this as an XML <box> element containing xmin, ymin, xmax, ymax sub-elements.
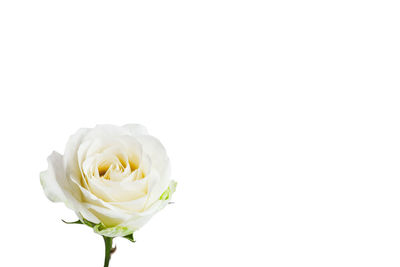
<box><xmin>40</xmin><ymin>124</ymin><xmax>176</xmax><ymax>237</ymax></box>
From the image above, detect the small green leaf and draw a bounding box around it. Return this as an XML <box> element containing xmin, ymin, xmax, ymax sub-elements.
<box><xmin>123</xmin><ymin>233</ymin><xmax>135</xmax><ymax>242</ymax></box>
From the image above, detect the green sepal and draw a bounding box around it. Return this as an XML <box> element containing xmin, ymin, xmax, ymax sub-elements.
<box><xmin>94</xmin><ymin>223</ymin><xmax>135</xmax><ymax>237</ymax></box>
<box><xmin>81</xmin><ymin>218</ymin><xmax>97</xmax><ymax>228</ymax></box>
<box><xmin>160</xmin><ymin>180</ymin><xmax>177</xmax><ymax>200</ymax></box>
<box><xmin>62</xmin><ymin>218</ymin><xmax>135</xmax><ymax>239</ymax></box>
<box><xmin>62</xmin><ymin>218</ymin><xmax>97</xmax><ymax>227</ymax></box>
<box><xmin>123</xmin><ymin>233</ymin><xmax>135</xmax><ymax>242</ymax></box>
<box><xmin>62</xmin><ymin>219</ymin><xmax>83</xmax><ymax>225</ymax></box>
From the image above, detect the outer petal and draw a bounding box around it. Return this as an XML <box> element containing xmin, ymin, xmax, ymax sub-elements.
<box><xmin>136</xmin><ymin>135</ymin><xmax>169</xmax><ymax>174</ymax></box>
<box><xmin>64</xmin><ymin>128</ymin><xmax>90</xmax><ymax>183</ymax></box>
<box><xmin>70</xmin><ymin>178</ymin><xmax>134</xmax><ymax>226</ymax></box>
<box><xmin>109</xmin><ymin>196</ymin><xmax>148</xmax><ymax>213</ymax></box>
<box><xmin>120</xmin><ymin>180</ymin><xmax>177</xmax><ymax>232</ymax></box>
<box><xmin>83</xmin><ymin>203</ymin><xmax>131</xmax><ymax>227</ymax></box>
<box><xmin>40</xmin><ymin>152</ymin><xmax>68</xmax><ymax>203</ymax></box>
<box><xmin>135</xmin><ymin>134</ymin><xmax>172</xmax><ymax>206</ymax></box>
<box><xmin>81</xmin><ymin>124</ymin><xmax>132</xmax><ymax>141</ymax></box>
<box><xmin>86</xmin><ymin>177</ymin><xmax>148</xmax><ymax>202</ymax></box>
<box><xmin>41</xmin><ymin>151</ymin><xmax>100</xmax><ymax>223</ymax></box>
<box><xmin>145</xmin><ymin>166</ymin><xmax>171</xmax><ymax>208</ymax></box>
<box><xmin>122</xmin><ymin>124</ymin><xmax>148</xmax><ymax>136</ymax></box>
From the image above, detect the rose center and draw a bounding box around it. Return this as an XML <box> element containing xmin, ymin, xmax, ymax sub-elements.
<box><xmin>97</xmin><ymin>161</ymin><xmax>123</xmax><ymax>180</ymax></box>
<box><xmin>95</xmin><ymin>154</ymin><xmax>142</xmax><ymax>181</ymax></box>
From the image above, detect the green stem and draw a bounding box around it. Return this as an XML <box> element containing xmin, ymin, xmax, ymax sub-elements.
<box><xmin>103</xmin><ymin>236</ymin><xmax>114</xmax><ymax>267</ymax></box>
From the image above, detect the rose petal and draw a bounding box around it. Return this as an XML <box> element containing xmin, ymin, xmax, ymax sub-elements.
<box><xmin>41</xmin><ymin>151</ymin><xmax>100</xmax><ymax>223</ymax></box>
<box><xmin>122</xmin><ymin>124</ymin><xmax>148</xmax><ymax>136</ymax></box>
<box><xmin>135</xmin><ymin>135</ymin><xmax>169</xmax><ymax>174</ymax></box>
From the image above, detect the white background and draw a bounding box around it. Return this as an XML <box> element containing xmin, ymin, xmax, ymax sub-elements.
<box><xmin>0</xmin><ymin>1</ymin><xmax>399</xmax><ymax>266</ymax></box>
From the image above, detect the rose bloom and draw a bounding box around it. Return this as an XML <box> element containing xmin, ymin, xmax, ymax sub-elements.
<box><xmin>40</xmin><ymin>124</ymin><xmax>176</xmax><ymax>237</ymax></box>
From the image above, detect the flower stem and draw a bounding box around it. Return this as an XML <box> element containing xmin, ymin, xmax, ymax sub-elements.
<box><xmin>103</xmin><ymin>236</ymin><xmax>114</xmax><ymax>267</ymax></box>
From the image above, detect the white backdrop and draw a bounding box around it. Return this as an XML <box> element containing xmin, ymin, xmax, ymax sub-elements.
<box><xmin>1</xmin><ymin>1</ymin><xmax>400</xmax><ymax>266</ymax></box>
